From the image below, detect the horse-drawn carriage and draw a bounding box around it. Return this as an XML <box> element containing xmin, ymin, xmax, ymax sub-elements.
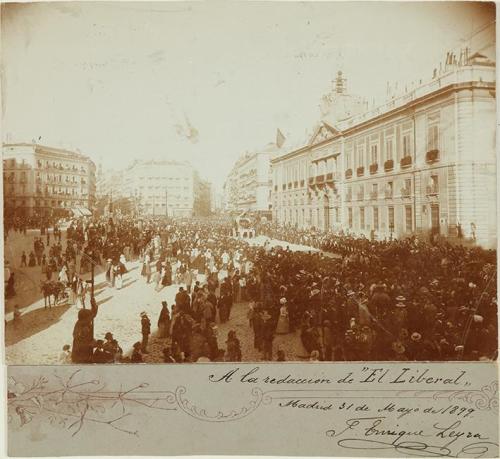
<box><xmin>41</xmin><ymin>280</ymin><xmax>68</xmax><ymax>308</ymax></box>
<box><xmin>235</xmin><ymin>214</ymin><xmax>255</xmax><ymax>239</ymax></box>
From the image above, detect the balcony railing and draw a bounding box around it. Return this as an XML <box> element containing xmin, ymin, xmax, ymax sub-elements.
<box><xmin>369</xmin><ymin>163</ymin><xmax>378</xmax><ymax>175</ymax></box>
<box><xmin>426</xmin><ymin>185</ymin><xmax>439</xmax><ymax>196</ymax></box>
<box><xmin>345</xmin><ymin>169</ymin><xmax>353</xmax><ymax>179</ymax></box>
<box><xmin>401</xmin><ymin>156</ymin><xmax>412</xmax><ymax>168</ymax></box>
<box><xmin>401</xmin><ymin>187</ymin><xmax>411</xmax><ymax>198</ymax></box>
<box><xmin>384</xmin><ymin>159</ymin><xmax>394</xmax><ymax>172</ymax></box>
<box><xmin>426</xmin><ymin>149</ymin><xmax>440</xmax><ymax>163</ymax></box>
<box><xmin>357</xmin><ymin>166</ymin><xmax>365</xmax><ymax>177</ymax></box>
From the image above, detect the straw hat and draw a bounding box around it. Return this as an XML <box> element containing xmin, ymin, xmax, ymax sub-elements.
<box><xmin>411</xmin><ymin>332</ymin><xmax>422</xmax><ymax>342</ymax></box>
<box><xmin>392</xmin><ymin>341</ymin><xmax>406</xmax><ymax>354</ymax></box>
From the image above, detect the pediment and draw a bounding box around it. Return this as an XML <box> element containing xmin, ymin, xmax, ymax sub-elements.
<box><xmin>309</xmin><ymin>122</ymin><xmax>340</xmax><ymax>146</ymax></box>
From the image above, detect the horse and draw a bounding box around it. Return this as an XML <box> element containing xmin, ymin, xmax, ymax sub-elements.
<box><xmin>41</xmin><ymin>281</ymin><xmax>68</xmax><ymax>308</ymax></box>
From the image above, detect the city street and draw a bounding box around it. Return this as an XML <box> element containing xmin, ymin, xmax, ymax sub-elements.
<box><xmin>5</xmin><ymin>232</ymin><xmax>308</xmax><ymax>365</ymax></box>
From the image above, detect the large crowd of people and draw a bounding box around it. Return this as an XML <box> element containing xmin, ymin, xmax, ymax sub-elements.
<box><xmin>5</xmin><ymin>213</ymin><xmax>498</xmax><ymax>363</ymax></box>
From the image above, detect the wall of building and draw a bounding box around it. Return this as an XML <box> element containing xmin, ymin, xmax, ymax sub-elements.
<box><xmin>224</xmin><ymin>148</ymin><xmax>273</xmax><ymax>213</ymax></box>
<box><xmin>122</xmin><ymin>160</ymin><xmax>211</xmax><ymax>217</ymax></box>
<box><xmin>3</xmin><ymin>144</ymin><xmax>96</xmax><ymax>218</ymax></box>
<box><xmin>270</xmin><ymin>64</ymin><xmax>496</xmax><ymax>248</ymax></box>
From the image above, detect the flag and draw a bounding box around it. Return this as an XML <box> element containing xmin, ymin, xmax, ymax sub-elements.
<box><xmin>276</xmin><ymin>128</ymin><xmax>286</xmax><ymax>148</ymax></box>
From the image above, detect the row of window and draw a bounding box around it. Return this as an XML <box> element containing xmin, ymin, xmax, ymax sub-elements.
<box><xmin>280</xmin><ymin>205</ymin><xmax>414</xmax><ymax>233</ymax></box>
<box><xmin>36</xmin><ymin>160</ymin><xmax>88</xmax><ymax>173</ymax></box>
<box><xmin>137</xmin><ymin>176</ymin><xmax>189</xmax><ymax>181</ymax></box>
<box><xmin>347</xmin><ymin>206</ymin><xmax>408</xmax><ymax>231</ymax></box>
<box><xmin>273</xmin><ymin>120</ymin><xmax>441</xmax><ymax>186</ymax></box>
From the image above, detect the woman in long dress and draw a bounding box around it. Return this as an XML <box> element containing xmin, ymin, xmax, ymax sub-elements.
<box><xmin>162</xmin><ymin>263</ymin><xmax>172</xmax><ymax>287</ymax></box>
<box><xmin>58</xmin><ymin>265</ymin><xmax>69</xmax><ymax>285</ymax></box>
<box><xmin>115</xmin><ymin>266</ymin><xmax>123</xmax><ymax>290</ymax></box>
<box><xmin>276</xmin><ymin>300</ymin><xmax>290</xmax><ymax>335</ymax></box>
<box><xmin>153</xmin><ymin>265</ymin><xmax>163</xmax><ymax>291</ymax></box>
<box><xmin>157</xmin><ymin>302</ymin><xmax>171</xmax><ymax>339</ymax></box>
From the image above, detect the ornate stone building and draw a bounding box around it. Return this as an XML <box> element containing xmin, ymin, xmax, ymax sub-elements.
<box><xmin>2</xmin><ymin>143</ymin><xmax>96</xmax><ymax>218</ymax></box>
<box><xmin>223</xmin><ymin>144</ymin><xmax>276</xmax><ymax>214</ymax></box>
<box><xmin>122</xmin><ymin>159</ymin><xmax>211</xmax><ymax>217</ymax></box>
<box><xmin>271</xmin><ymin>51</ymin><xmax>496</xmax><ymax>248</ymax></box>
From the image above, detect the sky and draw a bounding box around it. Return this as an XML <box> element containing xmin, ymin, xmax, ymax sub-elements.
<box><xmin>1</xmin><ymin>1</ymin><xmax>495</xmax><ymax>192</ymax></box>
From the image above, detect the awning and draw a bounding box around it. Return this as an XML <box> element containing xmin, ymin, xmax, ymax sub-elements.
<box><xmin>70</xmin><ymin>207</ymin><xmax>91</xmax><ymax>217</ymax></box>
<box><xmin>79</xmin><ymin>207</ymin><xmax>92</xmax><ymax>216</ymax></box>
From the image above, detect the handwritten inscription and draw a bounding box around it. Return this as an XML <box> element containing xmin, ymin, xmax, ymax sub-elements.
<box><xmin>326</xmin><ymin>417</ymin><xmax>496</xmax><ymax>458</ymax></box>
<box><xmin>209</xmin><ymin>367</ymin><xmax>470</xmax><ymax>386</ymax></box>
<box><xmin>207</xmin><ymin>366</ymin><xmax>497</xmax><ymax>457</ymax></box>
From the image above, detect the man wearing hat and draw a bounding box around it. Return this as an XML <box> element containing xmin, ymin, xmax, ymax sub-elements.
<box><xmin>140</xmin><ymin>312</ymin><xmax>151</xmax><ymax>353</ymax></box>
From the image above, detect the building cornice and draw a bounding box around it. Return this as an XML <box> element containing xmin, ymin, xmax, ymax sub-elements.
<box><xmin>271</xmin><ymin>79</ymin><xmax>495</xmax><ymax>165</ymax></box>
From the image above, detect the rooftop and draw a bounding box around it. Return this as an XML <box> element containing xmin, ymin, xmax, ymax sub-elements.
<box><xmin>272</xmin><ymin>51</ymin><xmax>495</xmax><ymax>163</ymax></box>
<box><xmin>3</xmin><ymin>142</ymin><xmax>94</xmax><ymax>163</ymax></box>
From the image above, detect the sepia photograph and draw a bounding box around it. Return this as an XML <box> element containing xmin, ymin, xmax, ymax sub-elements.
<box><xmin>2</xmin><ymin>1</ymin><xmax>497</xmax><ymax>366</ymax></box>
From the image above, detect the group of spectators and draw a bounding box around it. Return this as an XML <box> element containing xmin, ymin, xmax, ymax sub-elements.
<box><xmin>6</xmin><ymin>213</ymin><xmax>498</xmax><ymax>363</ymax></box>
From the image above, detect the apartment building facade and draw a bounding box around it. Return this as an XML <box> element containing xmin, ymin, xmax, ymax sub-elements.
<box><xmin>271</xmin><ymin>53</ymin><xmax>496</xmax><ymax>248</ymax></box>
<box><xmin>2</xmin><ymin>143</ymin><xmax>96</xmax><ymax>218</ymax></box>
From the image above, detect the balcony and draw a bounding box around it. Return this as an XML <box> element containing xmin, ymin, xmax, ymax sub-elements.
<box><xmin>356</xmin><ymin>166</ymin><xmax>364</xmax><ymax>177</ymax></box>
<box><xmin>384</xmin><ymin>159</ymin><xmax>394</xmax><ymax>172</ymax></box>
<box><xmin>401</xmin><ymin>156</ymin><xmax>412</xmax><ymax>168</ymax></box>
<box><xmin>426</xmin><ymin>149</ymin><xmax>440</xmax><ymax>163</ymax></box>
<box><xmin>401</xmin><ymin>187</ymin><xmax>411</xmax><ymax>198</ymax></box>
<box><xmin>426</xmin><ymin>185</ymin><xmax>439</xmax><ymax>196</ymax></box>
<box><xmin>369</xmin><ymin>163</ymin><xmax>378</xmax><ymax>175</ymax></box>
<box><xmin>370</xmin><ymin>191</ymin><xmax>378</xmax><ymax>200</ymax></box>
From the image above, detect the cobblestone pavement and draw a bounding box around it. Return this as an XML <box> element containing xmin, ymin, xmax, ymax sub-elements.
<box><xmin>143</xmin><ymin>297</ymin><xmax>308</xmax><ymax>363</ymax></box>
<box><xmin>4</xmin><ymin>229</ymin><xmax>74</xmax><ymax>315</ymax></box>
<box><xmin>5</xmin><ymin>258</ymin><xmax>180</xmax><ymax>365</ymax></box>
<box><xmin>5</xmin><ymin>235</ymin><xmax>317</xmax><ymax>364</ymax></box>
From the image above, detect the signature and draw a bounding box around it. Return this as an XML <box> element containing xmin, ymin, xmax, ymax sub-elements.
<box><xmin>326</xmin><ymin>417</ymin><xmax>497</xmax><ymax>458</ymax></box>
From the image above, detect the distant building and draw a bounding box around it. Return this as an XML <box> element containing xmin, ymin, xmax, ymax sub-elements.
<box><xmin>193</xmin><ymin>171</ymin><xmax>212</xmax><ymax>217</ymax></box>
<box><xmin>223</xmin><ymin>144</ymin><xmax>276</xmax><ymax>215</ymax></box>
<box><xmin>271</xmin><ymin>50</ymin><xmax>496</xmax><ymax>248</ymax></box>
<box><xmin>122</xmin><ymin>159</ymin><xmax>210</xmax><ymax>217</ymax></box>
<box><xmin>2</xmin><ymin>143</ymin><xmax>96</xmax><ymax>219</ymax></box>
<box><xmin>96</xmin><ymin>166</ymin><xmax>124</xmax><ymax>200</ymax></box>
